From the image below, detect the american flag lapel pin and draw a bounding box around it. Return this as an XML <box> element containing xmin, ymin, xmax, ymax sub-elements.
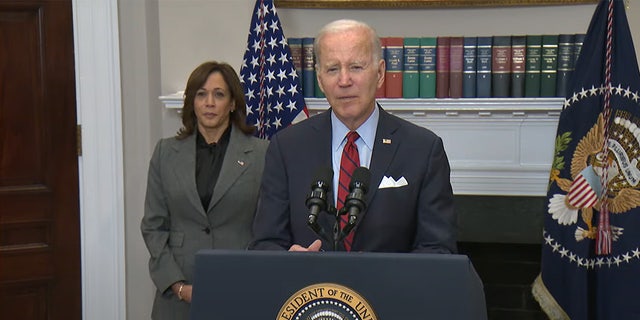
<box><xmin>382</xmin><ymin>138</ymin><xmax>392</xmax><ymax>144</ymax></box>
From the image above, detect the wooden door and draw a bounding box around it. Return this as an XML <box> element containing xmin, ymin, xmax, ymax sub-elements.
<box><xmin>0</xmin><ymin>0</ymin><xmax>81</xmax><ymax>319</ymax></box>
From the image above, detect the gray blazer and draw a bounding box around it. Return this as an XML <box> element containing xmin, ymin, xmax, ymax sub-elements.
<box><xmin>141</xmin><ymin>125</ymin><xmax>268</xmax><ymax>319</ymax></box>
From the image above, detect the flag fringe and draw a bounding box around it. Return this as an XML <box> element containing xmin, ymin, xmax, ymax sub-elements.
<box><xmin>532</xmin><ymin>274</ymin><xmax>570</xmax><ymax>320</ymax></box>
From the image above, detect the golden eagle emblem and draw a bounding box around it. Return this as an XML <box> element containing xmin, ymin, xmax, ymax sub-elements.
<box><xmin>548</xmin><ymin>110</ymin><xmax>640</xmax><ymax>242</ymax></box>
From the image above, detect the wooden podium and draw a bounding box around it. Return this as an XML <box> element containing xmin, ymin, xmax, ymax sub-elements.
<box><xmin>190</xmin><ymin>250</ymin><xmax>487</xmax><ymax>320</ymax></box>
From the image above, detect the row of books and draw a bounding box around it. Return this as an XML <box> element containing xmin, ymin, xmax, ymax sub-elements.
<box><xmin>288</xmin><ymin>34</ymin><xmax>585</xmax><ymax>99</ymax></box>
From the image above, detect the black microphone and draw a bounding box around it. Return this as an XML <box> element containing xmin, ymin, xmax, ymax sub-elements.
<box><xmin>340</xmin><ymin>167</ymin><xmax>371</xmax><ymax>237</ymax></box>
<box><xmin>305</xmin><ymin>167</ymin><xmax>333</xmax><ymax>227</ymax></box>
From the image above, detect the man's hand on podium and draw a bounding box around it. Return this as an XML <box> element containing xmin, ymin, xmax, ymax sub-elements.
<box><xmin>289</xmin><ymin>239</ymin><xmax>322</xmax><ymax>252</ymax></box>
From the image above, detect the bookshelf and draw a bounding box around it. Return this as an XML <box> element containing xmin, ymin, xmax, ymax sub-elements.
<box><xmin>160</xmin><ymin>93</ymin><xmax>563</xmax><ymax>196</ymax></box>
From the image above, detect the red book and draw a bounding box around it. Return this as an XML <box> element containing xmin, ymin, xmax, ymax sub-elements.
<box><xmin>384</xmin><ymin>37</ymin><xmax>404</xmax><ymax>98</ymax></box>
<box><xmin>449</xmin><ymin>36</ymin><xmax>464</xmax><ymax>98</ymax></box>
<box><xmin>436</xmin><ymin>36</ymin><xmax>451</xmax><ymax>98</ymax></box>
<box><xmin>288</xmin><ymin>37</ymin><xmax>303</xmax><ymax>88</ymax></box>
<box><xmin>376</xmin><ymin>37</ymin><xmax>387</xmax><ymax>98</ymax></box>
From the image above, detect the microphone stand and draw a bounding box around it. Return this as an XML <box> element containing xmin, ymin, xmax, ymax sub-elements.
<box><xmin>332</xmin><ymin>207</ymin><xmax>354</xmax><ymax>252</ymax></box>
<box><xmin>305</xmin><ymin>197</ymin><xmax>358</xmax><ymax>251</ymax></box>
<box><xmin>306</xmin><ymin>205</ymin><xmax>345</xmax><ymax>251</ymax></box>
<box><xmin>307</xmin><ymin>204</ymin><xmax>351</xmax><ymax>251</ymax></box>
<box><xmin>333</xmin><ymin>210</ymin><xmax>341</xmax><ymax>252</ymax></box>
<box><xmin>307</xmin><ymin>208</ymin><xmax>334</xmax><ymax>246</ymax></box>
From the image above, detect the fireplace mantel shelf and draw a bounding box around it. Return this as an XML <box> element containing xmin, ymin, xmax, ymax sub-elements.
<box><xmin>160</xmin><ymin>93</ymin><xmax>563</xmax><ymax>196</ymax></box>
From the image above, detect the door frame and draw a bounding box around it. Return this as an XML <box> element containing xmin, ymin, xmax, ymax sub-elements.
<box><xmin>73</xmin><ymin>0</ymin><xmax>126</xmax><ymax>318</ymax></box>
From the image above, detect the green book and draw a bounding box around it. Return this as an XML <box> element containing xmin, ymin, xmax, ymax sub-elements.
<box><xmin>524</xmin><ymin>35</ymin><xmax>542</xmax><ymax>97</ymax></box>
<box><xmin>510</xmin><ymin>35</ymin><xmax>526</xmax><ymax>97</ymax></box>
<box><xmin>573</xmin><ymin>33</ymin><xmax>586</xmax><ymax>67</ymax></box>
<box><xmin>540</xmin><ymin>34</ymin><xmax>559</xmax><ymax>97</ymax></box>
<box><xmin>556</xmin><ymin>34</ymin><xmax>575</xmax><ymax>97</ymax></box>
<box><xmin>403</xmin><ymin>37</ymin><xmax>420</xmax><ymax>98</ymax></box>
<box><xmin>314</xmin><ymin>74</ymin><xmax>325</xmax><ymax>98</ymax></box>
<box><xmin>419</xmin><ymin>37</ymin><xmax>437</xmax><ymax>98</ymax></box>
<box><xmin>302</xmin><ymin>37</ymin><xmax>315</xmax><ymax>97</ymax></box>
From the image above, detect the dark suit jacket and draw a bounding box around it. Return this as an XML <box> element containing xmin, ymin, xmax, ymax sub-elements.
<box><xmin>250</xmin><ymin>106</ymin><xmax>457</xmax><ymax>253</ymax></box>
<box><xmin>141</xmin><ymin>125</ymin><xmax>268</xmax><ymax>320</ymax></box>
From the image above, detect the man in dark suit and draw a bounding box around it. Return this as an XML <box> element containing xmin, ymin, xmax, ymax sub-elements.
<box><xmin>250</xmin><ymin>19</ymin><xmax>457</xmax><ymax>253</ymax></box>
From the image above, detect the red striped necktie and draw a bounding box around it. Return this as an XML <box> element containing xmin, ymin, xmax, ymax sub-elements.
<box><xmin>338</xmin><ymin>131</ymin><xmax>360</xmax><ymax>251</ymax></box>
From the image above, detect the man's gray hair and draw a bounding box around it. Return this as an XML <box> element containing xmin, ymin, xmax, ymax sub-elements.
<box><xmin>313</xmin><ymin>19</ymin><xmax>382</xmax><ymax>66</ymax></box>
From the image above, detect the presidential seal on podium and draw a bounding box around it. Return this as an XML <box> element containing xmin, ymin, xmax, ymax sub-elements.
<box><xmin>277</xmin><ymin>283</ymin><xmax>378</xmax><ymax>320</ymax></box>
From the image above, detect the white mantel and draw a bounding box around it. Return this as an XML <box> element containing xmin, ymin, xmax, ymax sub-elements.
<box><xmin>160</xmin><ymin>94</ymin><xmax>563</xmax><ymax>196</ymax></box>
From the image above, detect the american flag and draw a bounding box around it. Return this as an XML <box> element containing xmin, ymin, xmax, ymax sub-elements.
<box><xmin>240</xmin><ymin>0</ymin><xmax>308</xmax><ymax>139</ymax></box>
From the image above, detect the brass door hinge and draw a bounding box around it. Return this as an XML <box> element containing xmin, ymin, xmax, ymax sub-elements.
<box><xmin>77</xmin><ymin>124</ymin><xmax>82</xmax><ymax>156</ymax></box>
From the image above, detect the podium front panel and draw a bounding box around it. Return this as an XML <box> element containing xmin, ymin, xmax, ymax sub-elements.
<box><xmin>191</xmin><ymin>250</ymin><xmax>486</xmax><ymax>320</ymax></box>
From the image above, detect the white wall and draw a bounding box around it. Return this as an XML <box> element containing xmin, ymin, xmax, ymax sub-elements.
<box><xmin>121</xmin><ymin>1</ymin><xmax>640</xmax><ymax>318</ymax></box>
<box><xmin>119</xmin><ymin>0</ymin><xmax>162</xmax><ymax>319</ymax></box>
<box><xmin>156</xmin><ymin>1</ymin><xmax>640</xmax><ymax>134</ymax></box>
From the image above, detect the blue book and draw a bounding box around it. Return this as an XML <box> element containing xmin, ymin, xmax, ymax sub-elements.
<box><xmin>476</xmin><ymin>36</ymin><xmax>493</xmax><ymax>98</ymax></box>
<box><xmin>302</xmin><ymin>37</ymin><xmax>315</xmax><ymax>98</ymax></box>
<box><xmin>463</xmin><ymin>36</ymin><xmax>477</xmax><ymax>98</ymax></box>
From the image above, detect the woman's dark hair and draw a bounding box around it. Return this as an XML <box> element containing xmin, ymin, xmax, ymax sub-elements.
<box><xmin>176</xmin><ymin>61</ymin><xmax>255</xmax><ymax>139</ymax></box>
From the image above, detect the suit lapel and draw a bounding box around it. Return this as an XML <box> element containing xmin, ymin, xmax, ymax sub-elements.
<box><xmin>207</xmin><ymin>125</ymin><xmax>251</xmax><ymax>212</ymax></box>
<box><xmin>366</xmin><ymin>107</ymin><xmax>401</xmax><ymax>207</ymax></box>
<box><xmin>171</xmin><ymin>134</ymin><xmax>207</xmax><ymax>217</ymax></box>
<box><xmin>311</xmin><ymin>111</ymin><xmax>334</xmax><ymax>170</ymax></box>
<box><xmin>310</xmin><ymin>111</ymin><xmax>336</xmax><ymax>235</ymax></box>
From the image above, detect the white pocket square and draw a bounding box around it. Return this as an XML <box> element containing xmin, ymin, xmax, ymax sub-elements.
<box><xmin>378</xmin><ymin>176</ymin><xmax>409</xmax><ymax>189</ymax></box>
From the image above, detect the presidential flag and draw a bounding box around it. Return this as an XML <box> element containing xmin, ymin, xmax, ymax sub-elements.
<box><xmin>240</xmin><ymin>0</ymin><xmax>308</xmax><ymax>140</ymax></box>
<box><xmin>532</xmin><ymin>0</ymin><xmax>640</xmax><ymax>319</ymax></box>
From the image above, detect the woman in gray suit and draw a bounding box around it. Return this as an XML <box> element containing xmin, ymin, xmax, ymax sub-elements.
<box><xmin>141</xmin><ymin>61</ymin><xmax>268</xmax><ymax>319</ymax></box>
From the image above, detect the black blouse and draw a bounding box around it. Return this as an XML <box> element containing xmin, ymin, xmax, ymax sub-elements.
<box><xmin>195</xmin><ymin>126</ymin><xmax>231</xmax><ymax>210</ymax></box>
